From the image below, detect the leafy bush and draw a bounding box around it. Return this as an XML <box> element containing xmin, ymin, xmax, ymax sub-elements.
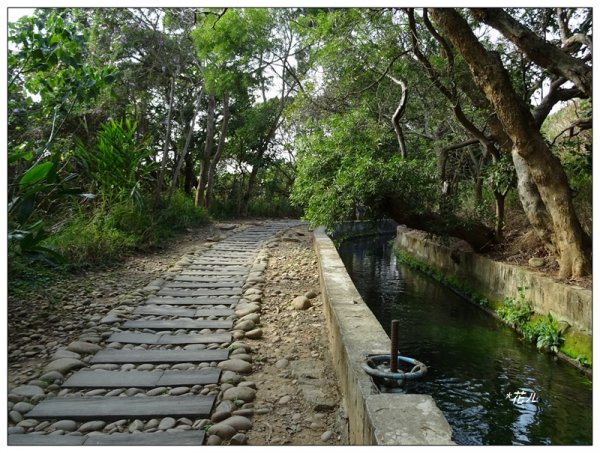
<box><xmin>75</xmin><ymin>119</ymin><xmax>155</xmax><ymax>206</ymax></box>
<box><xmin>45</xmin><ymin>192</ymin><xmax>209</xmax><ymax>266</ymax></box>
<box><xmin>291</xmin><ymin>106</ymin><xmax>437</xmax><ymax>228</ymax></box>
<box><xmin>497</xmin><ymin>286</ymin><xmax>532</xmax><ymax>328</ymax></box>
<box><xmin>522</xmin><ymin>314</ymin><xmax>564</xmax><ymax>353</ymax></box>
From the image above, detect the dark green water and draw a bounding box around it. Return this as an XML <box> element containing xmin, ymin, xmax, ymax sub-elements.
<box><xmin>338</xmin><ymin>235</ymin><xmax>592</xmax><ymax>445</ymax></box>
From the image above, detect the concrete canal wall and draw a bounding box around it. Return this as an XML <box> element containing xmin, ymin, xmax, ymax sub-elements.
<box><xmin>313</xmin><ymin>227</ymin><xmax>454</xmax><ymax>445</ymax></box>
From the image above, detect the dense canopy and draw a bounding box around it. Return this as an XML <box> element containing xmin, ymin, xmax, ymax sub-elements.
<box><xmin>7</xmin><ymin>7</ymin><xmax>592</xmax><ymax>279</ymax></box>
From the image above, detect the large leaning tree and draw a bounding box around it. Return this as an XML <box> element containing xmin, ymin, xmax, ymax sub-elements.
<box><xmin>429</xmin><ymin>8</ymin><xmax>591</xmax><ymax>279</ymax></box>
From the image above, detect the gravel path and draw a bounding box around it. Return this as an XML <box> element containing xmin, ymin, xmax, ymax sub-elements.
<box><xmin>7</xmin><ymin>220</ymin><xmax>344</xmax><ymax>446</ymax></box>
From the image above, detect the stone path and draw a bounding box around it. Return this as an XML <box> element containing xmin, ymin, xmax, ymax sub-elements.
<box><xmin>8</xmin><ymin>220</ymin><xmax>304</xmax><ymax>446</ymax></box>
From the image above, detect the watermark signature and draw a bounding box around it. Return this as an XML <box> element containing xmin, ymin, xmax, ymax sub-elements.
<box><xmin>506</xmin><ymin>390</ymin><xmax>538</xmax><ymax>405</ymax></box>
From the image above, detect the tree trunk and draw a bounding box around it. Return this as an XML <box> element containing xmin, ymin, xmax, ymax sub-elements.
<box><xmin>388</xmin><ymin>76</ymin><xmax>408</xmax><ymax>158</ymax></box>
<box><xmin>195</xmin><ymin>94</ymin><xmax>216</xmax><ymax>208</ymax></box>
<box><xmin>184</xmin><ymin>151</ymin><xmax>194</xmax><ymax>195</ymax></box>
<box><xmin>168</xmin><ymin>87</ymin><xmax>204</xmax><ymax>200</ymax></box>
<box><xmin>205</xmin><ymin>93</ymin><xmax>231</xmax><ymax>209</ymax></box>
<box><xmin>153</xmin><ymin>75</ymin><xmax>177</xmax><ymax>206</ymax></box>
<box><xmin>430</xmin><ymin>8</ymin><xmax>591</xmax><ymax>278</ymax></box>
<box><xmin>511</xmin><ymin>149</ymin><xmax>555</xmax><ymax>253</ymax></box>
<box><xmin>493</xmin><ymin>191</ymin><xmax>506</xmax><ymax>242</ymax></box>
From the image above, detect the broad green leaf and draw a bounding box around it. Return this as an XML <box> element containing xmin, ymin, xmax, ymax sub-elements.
<box><xmin>19</xmin><ymin>161</ymin><xmax>55</xmax><ymax>190</ymax></box>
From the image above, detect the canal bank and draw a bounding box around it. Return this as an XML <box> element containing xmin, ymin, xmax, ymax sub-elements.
<box><xmin>313</xmin><ymin>227</ymin><xmax>454</xmax><ymax>445</ymax></box>
<box><xmin>393</xmin><ymin>225</ymin><xmax>592</xmax><ymax>370</ymax></box>
<box><xmin>337</xmin><ymin>234</ymin><xmax>592</xmax><ymax>445</ymax></box>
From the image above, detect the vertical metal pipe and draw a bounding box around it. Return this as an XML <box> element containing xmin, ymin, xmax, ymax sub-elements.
<box><xmin>390</xmin><ymin>320</ymin><xmax>399</xmax><ymax>373</ymax></box>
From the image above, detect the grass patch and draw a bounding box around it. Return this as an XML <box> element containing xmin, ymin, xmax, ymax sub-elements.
<box><xmin>42</xmin><ymin>191</ymin><xmax>210</xmax><ymax>267</ymax></box>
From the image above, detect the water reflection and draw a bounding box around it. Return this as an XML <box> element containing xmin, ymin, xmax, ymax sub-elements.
<box><xmin>338</xmin><ymin>235</ymin><xmax>592</xmax><ymax>445</ymax></box>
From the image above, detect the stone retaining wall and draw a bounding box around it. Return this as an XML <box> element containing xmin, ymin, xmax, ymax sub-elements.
<box><xmin>393</xmin><ymin>225</ymin><xmax>592</xmax><ymax>334</ymax></box>
<box><xmin>312</xmin><ymin>227</ymin><xmax>454</xmax><ymax>445</ymax></box>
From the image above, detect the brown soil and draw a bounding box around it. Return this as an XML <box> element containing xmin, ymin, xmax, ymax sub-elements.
<box><xmin>485</xmin><ymin>208</ymin><xmax>591</xmax><ymax>289</ymax></box>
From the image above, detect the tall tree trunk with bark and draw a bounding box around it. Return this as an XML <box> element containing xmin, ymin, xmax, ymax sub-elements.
<box><xmin>195</xmin><ymin>94</ymin><xmax>216</xmax><ymax>208</ymax></box>
<box><xmin>153</xmin><ymin>75</ymin><xmax>177</xmax><ymax>206</ymax></box>
<box><xmin>168</xmin><ymin>87</ymin><xmax>204</xmax><ymax>200</ymax></box>
<box><xmin>205</xmin><ymin>93</ymin><xmax>230</xmax><ymax>209</ymax></box>
<box><xmin>430</xmin><ymin>8</ymin><xmax>591</xmax><ymax>278</ymax></box>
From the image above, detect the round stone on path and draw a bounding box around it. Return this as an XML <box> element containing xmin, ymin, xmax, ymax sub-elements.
<box><xmin>218</xmin><ymin>359</ymin><xmax>253</xmax><ymax>374</ymax></box>
<box><xmin>220</xmin><ymin>371</ymin><xmax>242</xmax><ymax>384</ymax></box>
<box><xmin>235</xmin><ymin>304</ymin><xmax>261</xmax><ymax>317</ymax></box>
<box><xmin>321</xmin><ymin>430</ymin><xmax>333</xmax><ymax>442</ymax></box>
<box><xmin>9</xmin><ymin>410</ymin><xmax>23</xmax><ymax>424</ymax></box>
<box><xmin>158</xmin><ymin>417</ymin><xmax>176</xmax><ymax>430</ymax></box>
<box><xmin>169</xmin><ymin>387</ymin><xmax>190</xmax><ymax>396</ymax></box>
<box><xmin>278</xmin><ymin>395</ymin><xmax>292</xmax><ymax>404</ymax></box>
<box><xmin>52</xmin><ymin>348</ymin><xmax>81</xmax><ymax>360</ymax></box>
<box><xmin>305</xmin><ymin>289</ymin><xmax>319</xmax><ymax>299</ymax></box>
<box><xmin>222</xmin><ymin>415</ymin><xmax>253</xmax><ymax>432</ymax></box>
<box><xmin>12</xmin><ymin>385</ymin><xmax>45</xmax><ymax>398</ymax></box>
<box><xmin>275</xmin><ymin>358</ymin><xmax>289</xmax><ymax>369</ymax></box>
<box><xmin>45</xmin><ymin>358</ymin><xmax>86</xmax><ymax>374</ymax></box>
<box><xmin>67</xmin><ymin>341</ymin><xmax>102</xmax><ymax>354</ymax></box>
<box><xmin>230</xmin><ymin>433</ymin><xmax>248</xmax><ymax>445</ymax></box>
<box><xmin>222</xmin><ymin>386</ymin><xmax>256</xmax><ymax>403</ymax></box>
<box><xmin>129</xmin><ymin>419</ymin><xmax>145</xmax><ymax>433</ymax></box>
<box><xmin>146</xmin><ymin>387</ymin><xmax>167</xmax><ymax>396</ymax></box>
<box><xmin>51</xmin><ymin>420</ymin><xmax>78</xmax><ymax>432</ymax></box>
<box><xmin>40</xmin><ymin>371</ymin><xmax>64</xmax><ymax>383</ymax></box>
<box><xmin>207</xmin><ymin>423</ymin><xmax>237</xmax><ymax>440</ymax></box>
<box><xmin>206</xmin><ymin>434</ymin><xmax>222</xmax><ymax>445</ymax></box>
<box><xmin>79</xmin><ymin>421</ymin><xmax>106</xmax><ymax>433</ymax></box>
<box><xmin>211</xmin><ymin>410</ymin><xmax>231</xmax><ymax>423</ymax></box>
<box><xmin>291</xmin><ymin>295</ymin><xmax>312</xmax><ymax>310</ymax></box>
<box><xmin>13</xmin><ymin>402</ymin><xmax>34</xmax><ymax>414</ymax></box>
<box><xmin>8</xmin><ymin>426</ymin><xmax>25</xmax><ymax>434</ymax></box>
<box><xmin>245</xmin><ymin>328</ymin><xmax>263</xmax><ymax>339</ymax></box>
<box><xmin>234</xmin><ymin>319</ymin><xmax>256</xmax><ymax>332</ymax></box>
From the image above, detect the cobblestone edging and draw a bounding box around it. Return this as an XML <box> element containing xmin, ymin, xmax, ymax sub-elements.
<box><xmin>8</xmin><ymin>220</ymin><xmax>303</xmax><ymax>446</ymax></box>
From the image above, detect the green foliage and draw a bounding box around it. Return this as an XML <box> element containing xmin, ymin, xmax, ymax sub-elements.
<box><xmin>75</xmin><ymin>119</ymin><xmax>155</xmax><ymax>206</ymax></box>
<box><xmin>45</xmin><ymin>192</ymin><xmax>209</xmax><ymax>266</ymax></box>
<box><xmin>8</xmin><ymin>220</ymin><xmax>67</xmax><ymax>266</ymax></box>
<box><xmin>291</xmin><ymin>106</ymin><xmax>437</xmax><ymax>228</ymax></box>
<box><xmin>522</xmin><ymin>314</ymin><xmax>564</xmax><ymax>353</ymax></box>
<box><xmin>497</xmin><ymin>286</ymin><xmax>532</xmax><ymax>328</ymax></box>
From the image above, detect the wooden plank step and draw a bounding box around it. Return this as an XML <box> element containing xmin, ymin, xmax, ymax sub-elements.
<box><xmin>186</xmin><ymin>266</ymin><xmax>250</xmax><ymax>272</ymax></box>
<box><xmin>123</xmin><ymin>319</ymin><xmax>233</xmax><ymax>330</ymax></box>
<box><xmin>108</xmin><ymin>332</ymin><xmax>231</xmax><ymax>345</ymax></box>
<box><xmin>180</xmin><ymin>270</ymin><xmax>248</xmax><ymax>276</ymax></box>
<box><xmin>157</xmin><ymin>289</ymin><xmax>241</xmax><ymax>297</ymax></box>
<box><xmin>90</xmin><ymin>348</ymin><xmax>229</xmax><ymax>364</ymax></box>
<box><xmin>164</xmin><ymin>281</ymin><xmax>243</xmax><ymax>289</ymax></box>
<box><xmin>172</xmin><ymin>275</ymin><xmax>245</xmax><ymax>282</ymax></box>
<box><xmin>62</xmin><ymin>368</ymin><xmax>221</xmax><ymax>388</ymax></box>
<box><xmin>134</xmin><ymin>306</ymin><xmax>233</xmax><ymax>317</ymax></box>
<box><xmin>145</xmin><ymin>297</ymin><xmax>238</xmax><ymax>306</ymax></box>
<box><xmin>84</xmin><ymin>430</ymin><xmax>206</xmax><ymax>446</ymax></box>
<box><xmin>203</xmin><ymin>251</ymin><xmax>255</xmax><ymax>256</ymax></box>
<box><xmin>8</xmin><ymin>435</ymin><xmax>85</xmax><ymax>446</ymax></box>
<box><xmin>26</xmin><ymin>395</ymin><xmax>216</xmax><ymax>421</ymax></box>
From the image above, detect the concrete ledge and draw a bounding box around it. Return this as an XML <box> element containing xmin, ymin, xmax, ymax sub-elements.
<box><xmin>313</xmin><ymin>227</ymin><xmax>454</xmax><ymax>445</ymax></box>
<box><xmin>394</xmin><ymin>225</ymin><xmax>592</xmax><ymax>334</ymax></box>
